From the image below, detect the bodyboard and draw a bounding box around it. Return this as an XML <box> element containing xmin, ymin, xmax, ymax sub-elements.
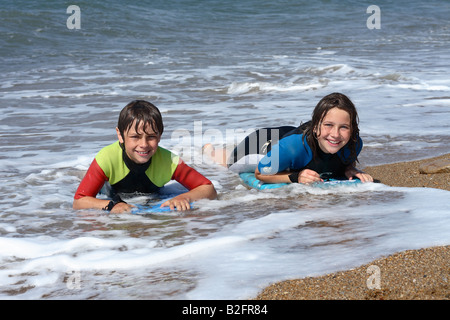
<box><xmin>131</xmin><ymin>201</ymin><xmax>181</xmax><ymax>215</ymax></box>
<box><xmin>128</xmin><ymin>181</ymin><xmax>191</xmax><ymax>215</ymax></box>
<box><xmin>239</xmin><ymin>172</ymin><xmax>361</xmax><ymax>190</ymax></box>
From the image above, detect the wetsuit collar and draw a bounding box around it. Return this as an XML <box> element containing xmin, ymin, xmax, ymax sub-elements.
<box><xmin>120</xmin><ymin>142</ymin><xmax>152</xmax><ymax>172</ymax></box>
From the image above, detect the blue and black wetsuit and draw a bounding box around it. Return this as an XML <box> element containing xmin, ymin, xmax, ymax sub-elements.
<box><xmin>227</xmin><ymin>122</ymin><xmax>362</xmax><ymax>179</ymax></box>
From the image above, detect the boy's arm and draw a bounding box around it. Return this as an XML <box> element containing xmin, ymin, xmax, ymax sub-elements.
<box><xmin>161</xmin><ymin>184</ymin><xmax>216</xmax><ymax>211</ymax></box>
<box><xmin>161</xmin><ymin>159</ymin><xmax>217</xmax><ymax>210</ymax></box>
<box><xmin>73</xmin><ymin>196</ymin><xmax>133</xmax><ymax>213</ymax></box>
<box><xmin>72</xmin><ymin>159</ymin><xmax>134</xmax><ymax>213</ymax></box>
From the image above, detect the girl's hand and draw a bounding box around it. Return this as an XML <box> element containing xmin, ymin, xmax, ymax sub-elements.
<box><xmin>297</xmin><ymin>169</ymin><xmax>322</xmax><ymax>184</ymax></box>
<box><xmin>345</xmin><ymin>166</ymin><xmax>373</xmax><ymax>183</ymax></box>
<box><xmin>350</xmin><ymin>172</ymin><xmax>373</xmax><ymax>183</ymax></box>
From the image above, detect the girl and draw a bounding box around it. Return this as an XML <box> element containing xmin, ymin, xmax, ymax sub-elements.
<box><xmin>203</xmin><ymin>92</ymin><xmax>373</xmax><ymax>184</ymax></box>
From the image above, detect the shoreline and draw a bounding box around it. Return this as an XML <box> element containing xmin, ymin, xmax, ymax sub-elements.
<box><xmin>254</xmin><ymin>153</ymin><xmax>450</xmax><ymax>300</ymax></box>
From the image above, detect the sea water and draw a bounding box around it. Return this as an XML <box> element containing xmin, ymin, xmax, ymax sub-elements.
<box><xmin>0</xmin><ymin>0</ymin><xmax>449</xmax><ymax>299</ymax></box>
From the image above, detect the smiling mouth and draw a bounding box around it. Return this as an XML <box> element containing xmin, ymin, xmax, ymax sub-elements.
<box><xmin>327</xmin><ymin>139</ymin><xmax>341</xmax><ymax>146</ymax></box>
<box><xmin>136</xmin><ymin>150</ymin><xmax>150</xmax><ymax>156</ymax></box>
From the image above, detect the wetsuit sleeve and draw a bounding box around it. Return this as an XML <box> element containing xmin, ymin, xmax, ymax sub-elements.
<box><xmin>171</xmin><ymin>159</ymin><xmax>212</xmax><ymax>190</ymax></box>
<box><xmin>257</xmin><ymin>143</ymin><xmax>288</xmax><ymax>174</ymax></box>
<box><xmin>74</xmin><ymin>159</ymin><xmax>108</xmax><ymax>199</ymax></box>
<box><xmin>258</xmin><ymin>134</ymin><xmax>312</xmax><ymax>175</ymax></box>
<box><xmin>356</xmin><ymin>137</ymin><xmax>363</xmax><ymax>156</ymax></box>
<box><xmin>337</xmin><ymin>136</ymin><xmax>363</xmax><ymax>164</ymax></box>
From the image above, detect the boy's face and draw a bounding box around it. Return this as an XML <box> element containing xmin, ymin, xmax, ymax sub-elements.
<box><xmin>116</xmin><ymin>121</ymin><xmax>161</xmax><ymax>164</ymax></box>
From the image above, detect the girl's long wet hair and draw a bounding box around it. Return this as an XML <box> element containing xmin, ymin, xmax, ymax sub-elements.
<box><xmin>117</xmin><ymin>100</ymin><xmax>164</xmax><ymax>139</ymax></box>
<box><xmin>303</xmin><ymin>92</ymin><xmax>360</xmax><ymax>163</ymax></box>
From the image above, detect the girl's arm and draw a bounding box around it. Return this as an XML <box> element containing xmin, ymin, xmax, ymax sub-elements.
<box><xmin>255</xmin><ymin>167</ymin><xmax>322</xmax><ymax>184</ymax></box>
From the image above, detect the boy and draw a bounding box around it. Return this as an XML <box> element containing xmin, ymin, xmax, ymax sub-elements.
<box><xmin>73</xmin><ymin>100</ymin><xmax>217</xmax><ymax>213</ymax></box>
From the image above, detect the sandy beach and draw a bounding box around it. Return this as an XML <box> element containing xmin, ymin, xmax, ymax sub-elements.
<box><xmin>255</xmin><ymin>153</ymin><xmax>450</xmax><ymax>300</ymax></box>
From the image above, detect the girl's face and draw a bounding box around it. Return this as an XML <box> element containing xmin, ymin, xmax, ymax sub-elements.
<box><xmin>116</xmin><ymin>120</ymin><xmax>161</xmax><ymax>164</ymax></box>
<box><xmin>315</xmin><ymin>107</ymin><xmax>351</xmax><ymax>154</ymax></box>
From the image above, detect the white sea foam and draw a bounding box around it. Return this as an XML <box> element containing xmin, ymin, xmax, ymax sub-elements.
<box><xmin>227</xmin><ymin>81</ymin><xmax>324</xmax><ymax>95</ymax></box>
<box><xmin>1</xmin><ymin>181</ymin><xmax>449</xmax><ymax>299</ymax></box>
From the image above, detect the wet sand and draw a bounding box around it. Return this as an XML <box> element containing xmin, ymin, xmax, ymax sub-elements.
<box><xmin>255</xmin><ymin>153</ymin><xmax>450</xmax><ymax>300</ymax></box>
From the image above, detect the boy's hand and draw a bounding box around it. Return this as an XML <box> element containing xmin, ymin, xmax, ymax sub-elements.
<box><xmin>161</xmin><ymin>196</ymin><xmax>192</xmax><ymax>211</ymax></box>
<box><xmin>110</xmin><ymin>202</ymin><xmax>135</xmax><ymax>214</ymax></box>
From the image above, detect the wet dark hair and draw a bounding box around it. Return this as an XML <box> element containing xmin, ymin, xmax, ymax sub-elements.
<box><xmin>117</xmin><ymin>100</ymin><xmax>164</xmax><ymax>138</ymax></box>
<box><xmin>303</xmin><ymin>92</ymin><xmax>360</xmax><ymax>162</ymax></box>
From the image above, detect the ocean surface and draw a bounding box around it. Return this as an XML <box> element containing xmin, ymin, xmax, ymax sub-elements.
<box><xmin>0</xmin><ymin>0</ymin><xmax>449</xmax><ymax>299</ymax></box>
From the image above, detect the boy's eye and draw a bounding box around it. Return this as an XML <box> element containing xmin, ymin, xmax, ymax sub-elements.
<box><xmin>128</xmin><ymin>133</ymin><xmax>159</xmax><ymax>140</ymax></box>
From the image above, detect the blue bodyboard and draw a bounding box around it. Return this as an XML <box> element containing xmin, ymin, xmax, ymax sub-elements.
<box><xmin>239</xmin><ymin>172</ymin><xmax>361</xmax><ymax>190</ymax></box>
<box><xmin>131</xmin><ymin>200</ymin><xmax>195</xmax><ymax>215</ymax></box>
<box><xmin>239</xmin><ymin>172</ymin><xmax>289</xmax><ymax>190</ymax></box>
<box><xmin>127</xmin><ymin>181</ymin><xmax>192</xmax><ymax>215</ymax></box>
<box><xmin>131</xmin><ymin>202</ymin><xmax>174</xmax><ymax>215</ymax></box>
